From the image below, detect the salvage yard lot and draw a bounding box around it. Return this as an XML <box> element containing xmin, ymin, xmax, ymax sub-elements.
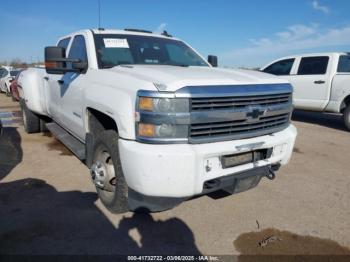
<box><xmin>0</xmin><ymin>94</ymin><xmax>349</xmax><ymax>256</ymax></box>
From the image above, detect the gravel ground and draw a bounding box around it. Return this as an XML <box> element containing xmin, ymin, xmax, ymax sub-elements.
<box><xmin>0</xmin><ymin>94</ymin><xmax>349</xmax><ymax>257</ymax></box>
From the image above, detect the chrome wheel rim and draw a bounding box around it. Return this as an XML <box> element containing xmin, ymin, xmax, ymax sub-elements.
<box><xmin>91</xmin><ymin>147</ymin><xmax>116</xmax><ymax>192</ymax></box>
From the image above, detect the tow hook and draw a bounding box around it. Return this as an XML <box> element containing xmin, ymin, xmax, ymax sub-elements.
<box><xmin>266</xmin><ymin>167</ymin><xmax>276</xmax><ymax>180</ymax></box>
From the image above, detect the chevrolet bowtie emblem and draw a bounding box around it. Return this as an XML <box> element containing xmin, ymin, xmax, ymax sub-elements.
<box><xmin>246</xmin><ymin>106</ymin><xmax>267</xmax><ymax>122</ymax></box>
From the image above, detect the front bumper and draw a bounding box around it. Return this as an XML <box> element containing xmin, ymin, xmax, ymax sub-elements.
<box><xmin>119</xmin><ymin>124</ymin><xmax>297</xmax><ymax>198</ymax></box>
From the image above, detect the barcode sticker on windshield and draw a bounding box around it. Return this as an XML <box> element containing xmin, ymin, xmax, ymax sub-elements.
<box><xmin>103</xmin><ymin>38</ymin><xmax>129</xmax><ymax>48</ymax></box>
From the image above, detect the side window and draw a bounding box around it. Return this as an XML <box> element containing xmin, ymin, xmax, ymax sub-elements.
<box><xmin>57</xmin><ymin>37</ymin><xmax>71</xmax><ymax>50</ymax></box>
<box><xmin>337</xmin><ymin>55</ymin><xmax>350</xmax><ymax>73</ymax></box>
<box><xmin>263</xmin><ymin>59</ymin><xmax>295</xmax><ymax>75</ymax></box>
<box><xmin>68</xmin><ymin>35</ymin><xmax>88</xmax><ymax>64</ymax></box>
<box><xmin>297</xmin><ymin>56</ymin><xmax>329</xmax><ymax>75</ymax></box>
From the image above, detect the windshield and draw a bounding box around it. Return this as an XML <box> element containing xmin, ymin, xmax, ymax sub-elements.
<box><xmin>93</xmin><ymin>34</ymin><xmax>209</xmax><ymax>68</ymax></box>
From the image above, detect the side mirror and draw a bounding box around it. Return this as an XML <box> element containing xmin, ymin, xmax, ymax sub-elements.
<box><xmin>45</xmin><ymin>46</ymin><xmax>84</xmax><ymax>74</ymax></box>
<box><xmin>72</xmin><ymin>61</ymin><xmax>88</xmax><ymax>73</ymax></box>
<box><xmin>45</xmin><ymin>46</ymin><xmax>66</xmax><ymax>74</ymax></box>
<box><xmin>208</xmin><ymin>55</ymin><xmax>218</xmax><ymax>67</ymax></box>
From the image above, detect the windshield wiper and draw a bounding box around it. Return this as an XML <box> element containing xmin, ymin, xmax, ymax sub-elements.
<box><xmin>162</xmin><ymin>63</ymin><xmax>189</xmax><ymax>67</ymax></box>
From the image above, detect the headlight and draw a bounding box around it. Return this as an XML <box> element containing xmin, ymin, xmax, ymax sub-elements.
<box><xmin>138</xmin><ymin>123</ymin><xmax>188</xmax><ymax>139</ymax></box>
<box><xmin>138</xmin><ymin>97</ymin><xmax>189</xmax><ymax>113</ymax></box>
<box><xmin>136</xmin><ymin>91</ymin><xmax>190</xmax><ymax>143</ymax></box>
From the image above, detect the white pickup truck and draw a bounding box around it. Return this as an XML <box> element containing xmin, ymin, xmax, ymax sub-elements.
<box><xmin>262</xmin><ymin>52</ymin><xmax>350</xmax><ymax>130</ymax></box>
<box><xmin>20</xmin><ymin>28</ymin><xmax>297</xmax><ymax>213</ymax></box>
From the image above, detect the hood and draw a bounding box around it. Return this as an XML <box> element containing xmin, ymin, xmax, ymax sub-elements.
<box><xmin>108</xmin><ymin>65</ymin><xmax>289</xmax><ymax>92</ymax></box>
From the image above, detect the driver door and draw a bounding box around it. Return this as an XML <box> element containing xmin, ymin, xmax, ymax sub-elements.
<box><xmin>57</xmin><ymin>35</ymin><xmax>88</xmax><ymax>140</ymax></box>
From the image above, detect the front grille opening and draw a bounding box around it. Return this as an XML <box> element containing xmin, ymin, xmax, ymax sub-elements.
<box><xmin>191</xmin><ymin>93</ymin><xmax>291</xmax><ymax>111</ymax></box>
<box><xmin>190</xmin><ymin>113</ymin><xmax>290</xmax><ymax>139</ymax></box>
<box><xmin>189</xmin><ymin>91</ymin><xmax>292</xmax><ymax>143</ymax></box>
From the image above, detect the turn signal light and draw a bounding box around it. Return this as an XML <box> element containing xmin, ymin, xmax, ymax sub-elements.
<box><xmin>139</xmin><ymin>97</ymin><xmax>153</xmax><ymax>111</ymax></box>
<box><xmin>138</xmin><ymin>123</ymin><xmax>155</xmax><ymax>137</ymax></box>
<box><xmin>45</xmin><ymin>61</ymin><xmax>56</xmax><ymax>69</ymax></box>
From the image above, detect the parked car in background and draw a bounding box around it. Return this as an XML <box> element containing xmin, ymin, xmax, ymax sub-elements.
<box><xmin>0</xmin><ymin>66</ymin><xmax>12</xmax><ymax>94</ymax></box>
<box><xmin>10</xmin><ymin>69</ymin><xmax>26</xmax><ymax>101</ymax></box>
<box><xmin>0</xmin><ymin>67</ymin><xmax>20</xmax><ymax>96</ymax></box>
<box><xmin>262</xmin><ymin>52</ymin><xmax>350</xmax><ymax>130</ymax></box>
<box><xmin>20</xmin><ymin>28</ymin><xmax>297</xmax><ymax>213</ymax></box>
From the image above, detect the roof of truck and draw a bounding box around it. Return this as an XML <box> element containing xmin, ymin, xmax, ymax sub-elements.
<box><xmin>90</xmin><ymin>28</ymin><xmax>179</xmax><ymax>40</ymax></box>
<box><xmin>57</xmin><ymin>28</ymin><xmax>182</xmax><ymax>43</ymax></box>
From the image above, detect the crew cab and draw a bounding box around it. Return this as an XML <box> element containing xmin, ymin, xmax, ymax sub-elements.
<box><xmin>20</xmin><ymin>29</ymin><xmax>297</xmax><ymax>213</ymax></box>
<box><xmin>262</xmin><ymin>52</ymin><xmax>350</xmax><ymax>130</ymax></box>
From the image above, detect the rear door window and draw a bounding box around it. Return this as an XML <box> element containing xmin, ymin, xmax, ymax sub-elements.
<box><xmin>263</xmin><ymin>58</ymin><xmax>295</xmax><ymax>75</ymax></box>
<box><xmin>297</xmin><ymin>56</ymin><xmax>329</xmax><ymax>75</ymax></box>
<box><xmin>337</xmin><ymin>55</ymin><xmax>350</xmax><ymax>73</ymax></box>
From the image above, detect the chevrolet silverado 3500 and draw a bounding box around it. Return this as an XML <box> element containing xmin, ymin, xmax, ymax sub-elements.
<box><xmin>20</xmin><ymin>29</ymin><xmax>297</xmax><ymax>213</ymax></box>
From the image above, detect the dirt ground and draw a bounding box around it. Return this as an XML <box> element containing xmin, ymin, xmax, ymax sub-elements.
<box><xmin>0</xmin><ymin>94</ymin><xmax>349</xmax><ymax>258</ymax></box>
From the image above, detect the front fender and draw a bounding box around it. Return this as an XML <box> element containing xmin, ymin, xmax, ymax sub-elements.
<box><xmin>84</xmin><ymin>85</ymin><xmax>137</xmax><ymax>140</ymax></box>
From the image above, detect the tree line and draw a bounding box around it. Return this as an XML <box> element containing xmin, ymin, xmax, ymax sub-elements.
<box><xmin>0</xmin><ymin>58</ymin><xmax>43</xmax><ymax>68</ymax></box>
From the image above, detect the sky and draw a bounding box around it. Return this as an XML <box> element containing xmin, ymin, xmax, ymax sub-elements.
<box><xmin>0</xmin><ymin>0</ymin><xmax>350</xmax><ymax>68</ymax></box>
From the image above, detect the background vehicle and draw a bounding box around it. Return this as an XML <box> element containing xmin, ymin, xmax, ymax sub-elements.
<box><xmin>0</xmin><ymin>66</ymin><xmax>12</xmax><ymax>94</ymax></box>
<box><xmin>9</xmin><ymin>69</ymin><xmax>26</xmax><ymax>101</ymax></box>
<box><xmin>262</xmin><ymin>52</ymin><xmax>350</xmax><ymax>130</ymax></box>
<box><xmin>0</xmin><ymin>67</ymin><xmax>20</xmax><ymax>96</ymax></box>
<box><xmin>20</xmin><ymin>28</ymin><xmax>297</xmax><ymax>213</ymax></box>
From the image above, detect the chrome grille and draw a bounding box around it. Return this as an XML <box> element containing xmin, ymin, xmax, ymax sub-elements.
<box><xmin>189</xmin><ymin>91</ymin><xmax>292</xmax><ymax>143</ymax></box>
<box><xmin>190</xmin><ymin>113</ymin><xmax>290</xmax><ymax>140</ymax></box>
<box><xmin>191</xmin><ymin>93</ymin><xmax>291</xmax><ymax>111</ymax></box>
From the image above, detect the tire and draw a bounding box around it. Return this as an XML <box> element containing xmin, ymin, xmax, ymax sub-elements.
<box><xmin>343</xmin><ymin>105</ymin><xmax>350</xmax><ymax>131</ymax></box>
<box><xmin>21</xmin><ymin>102</ymin><xmax>40</xmax><ymax>134</ymax></box>
<box><xmin>90</xmin><ymin>130</ymin><xmax>128</xmax><ymax>213</ymax></box>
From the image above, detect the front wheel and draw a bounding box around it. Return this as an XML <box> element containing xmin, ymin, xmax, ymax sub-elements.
<box><xmin>343</xmin><ymin>105</ymin><xmax>350</xmax><ymax>131</ymax></box>
<box><xmin>90</xmin><ymin>130</ymin><xmax>129</xmax><ymax>213</ymax></box>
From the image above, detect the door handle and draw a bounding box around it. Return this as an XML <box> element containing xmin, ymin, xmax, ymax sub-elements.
<box><xmin>43</xmin><ymin>76</ymin><xmax>49</xmax><ymax>81</ymax></box>
<box><xmin>57</xmin><ymin>80</ymin><xmax>64</xmax><ymax>85</ymax></box>
<box><xmin>314</xmin><ymin>80</ymin><xmax>325</xmax><ymax>84</ymax></box>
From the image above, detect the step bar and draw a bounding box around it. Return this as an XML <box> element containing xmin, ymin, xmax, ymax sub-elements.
<box><xmin>46</xmin><ymin>122</ymin><xmax>86</xmax><ymax>160</ymax></box>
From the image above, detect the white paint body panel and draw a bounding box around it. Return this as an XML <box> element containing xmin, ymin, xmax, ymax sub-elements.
<box><xmin>119</xmin><ymin>125</ymin><xmax>297</xmax><ymax>197</ymax></box>
<box><xmin>18</xmin><ymin>68</ymin><xmax>49</xmax><ymax>115</ymax></box>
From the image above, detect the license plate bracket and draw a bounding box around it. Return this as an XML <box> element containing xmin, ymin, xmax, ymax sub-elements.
<box><xmin>220</xmin><ymin>148</ymin><xmax>272</xmax><ymax>169</ymax></box>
